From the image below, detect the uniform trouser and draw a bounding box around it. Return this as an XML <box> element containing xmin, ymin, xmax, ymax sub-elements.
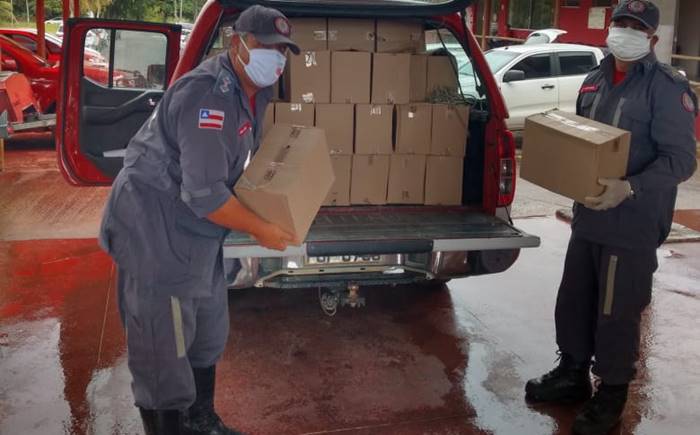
<box><xmin>116</xmin><ymin>267</ymin><xmax>229</xmax><ymax>410</ymax></box>
<box><xmin>555</xmin><ymin>236</ymin><xmax>657</xmax><ymax>385</ymax></box>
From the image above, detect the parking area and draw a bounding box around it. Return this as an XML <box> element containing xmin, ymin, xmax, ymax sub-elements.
<box><xmin>2</xmin><ymin>147</ymin><xmax>699</xmax><ymax>435</ymax></box>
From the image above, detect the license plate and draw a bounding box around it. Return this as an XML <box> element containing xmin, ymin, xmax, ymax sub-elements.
<box><xmin>307</xmin><ymin>255</ymin><xmax>382</xmax><ymax>265</ymax></box>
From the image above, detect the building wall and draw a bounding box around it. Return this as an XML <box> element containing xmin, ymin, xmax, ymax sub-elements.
<box><xmin>491</xmin><ymin>0</ymin><xmax>616</xmax><ymax>46</ymax></box>
<box><xmin>557</xmin><ymin>1</ymin><xmax>612</xmax><ymax>46</ymax></box>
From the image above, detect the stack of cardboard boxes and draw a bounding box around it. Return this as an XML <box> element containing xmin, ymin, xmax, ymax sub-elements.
<box><xmin>263</xmin><ymin>18</ymin><xmax>469</xmax><ymax>207</ymax></box>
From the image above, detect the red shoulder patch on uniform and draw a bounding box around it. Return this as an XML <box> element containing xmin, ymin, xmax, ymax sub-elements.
<box><xmin>681</xmin><ymin>92</ymin><xmax>695</xmax><ymax>113</ymax></box>
<box><xmin>580</xmin><ymin>84</ymin><xmax>598</xmax><ymax>94</ymax></box>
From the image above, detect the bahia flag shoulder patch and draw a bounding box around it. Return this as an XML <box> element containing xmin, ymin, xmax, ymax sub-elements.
<box><xmin>199</xmin><ymin>109</ymin><xmax>225</xmax><ymax>130</ymax></box>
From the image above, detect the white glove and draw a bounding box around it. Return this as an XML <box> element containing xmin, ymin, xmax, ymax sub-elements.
<box><xmin>583</xmin><ymin>178</ymin><xmax>632</xmax><ymax>211</ymax></box>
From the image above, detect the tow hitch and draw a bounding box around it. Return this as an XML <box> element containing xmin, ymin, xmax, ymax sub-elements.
<box><xmin>318</xmin><ymin>284</ymin><xmax>366</xmax><ymax>316</ymax></box>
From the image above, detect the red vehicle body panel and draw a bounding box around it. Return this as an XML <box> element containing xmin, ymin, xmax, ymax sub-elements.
<box><xmin>0</xmin><ymin>35</ymin><xmax>58</xmax><ymax>111</ymax></box>
<box><xmin>57</xmin><ymin>20</ymin><xmax>181</xmax><ymax>186</ymax></box>
<box><xmin>0</xmin><ymin>28</ymin><xmax>63</xmax><ymax>64</ymax></box>
<box><xmin>0</xmin><ymin>28</ymin><xmax>105</xmax><ymax>65</ymax></box>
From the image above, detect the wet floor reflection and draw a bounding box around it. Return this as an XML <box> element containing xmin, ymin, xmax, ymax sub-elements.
<box><xmin>1</xmin><ymin>218</ymin><xmax>700</xmax><ymax>434</ymax></box>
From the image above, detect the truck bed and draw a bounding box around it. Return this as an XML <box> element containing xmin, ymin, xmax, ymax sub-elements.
<box><xmin>223</xmin><ymin>206</ymin><xmax>539</xmax><ymax>258</ymax></box>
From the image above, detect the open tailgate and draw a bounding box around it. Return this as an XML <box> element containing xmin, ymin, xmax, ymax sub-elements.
<box><xmin>223</xmin><ymin>208</ymin><xmax>540</xmax><ymax>258</ymax></box>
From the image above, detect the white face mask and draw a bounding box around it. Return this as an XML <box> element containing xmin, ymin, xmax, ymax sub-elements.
<box><xmin>606</xmin><ymin>26</ymin><xmax>652</xmax><ymax>62</ymax></box>
<box><xmin>237</xmin><ymin>37</ymin><xmax>286</xmax><ymax>88</ymax></box>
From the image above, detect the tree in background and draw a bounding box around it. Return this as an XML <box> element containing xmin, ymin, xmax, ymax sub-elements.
<box><xmin>83</xmin><ymin>0</ymin><xmax>114</xmax><ymax>17</ymax></box>
<box><xmin>8</xmin><ymin>0</ymin><xmax>206</xmax><ymax>23</ymax></box>
<box><xmin>104</xmin><ymin>0</ymin><xmax>207</xmax><ymax>22</ymax></box>
<box><xmin>0</xmin><ymin>1</ymin><xmax>15</xmax><ymax>22</ymax></box>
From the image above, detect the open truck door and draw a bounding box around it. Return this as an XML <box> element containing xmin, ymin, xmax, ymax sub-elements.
<box><xmin>57</xmin><ymin>18</ymin><xmax>181</xmax><ymax>185</ymax></box>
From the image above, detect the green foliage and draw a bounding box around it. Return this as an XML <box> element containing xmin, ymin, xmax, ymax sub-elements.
<box><xmin>0</xmin><ymin>1</ymin><xmax>14</xmax><ymax>23</ymax></box>
<box><xmin>104</xmin><ymin>0</ymin><xmax>207</xmax><ymax>22</ymax></box>
<box><xmin>9</xmin><ymin>0</ymin><xmax>207</xmax><ymax>23</ymax></box>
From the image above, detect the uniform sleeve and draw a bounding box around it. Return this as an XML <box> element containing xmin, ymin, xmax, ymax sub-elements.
<box><xmin>627</xmin><ymin>81</ymin><xmax>698</xmax><ymax>197</ymax></box>
<box><xmin>172</xmin><ymin>85</ymin><xmax>234</xmax><ymax>218</ymax></box>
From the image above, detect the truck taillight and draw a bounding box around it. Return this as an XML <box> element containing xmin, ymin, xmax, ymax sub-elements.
<box><xmin>499</xmin><ymin>158</ymin><xmax>514</xmax><ymax>194</ymax></box>
<box><xmin>497</xmin><ymin>130</ymin><xmax>516</xmax><ymax>206</ymax></box>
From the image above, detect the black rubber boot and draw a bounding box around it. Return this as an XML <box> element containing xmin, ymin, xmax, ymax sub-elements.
<box><xmin>182</xmin><ymin>365</ymin><xmax>244</xmax><ymax>435</ymax></box>
<box><xmin>525</xmin><ymin>353</ymin><xmax>592</xmax><ymax>403</ymax></box>
<box><xmin>572</xmin><ymin>383</ymin><xmax>628</xmax><ymax>435</ymax></box>
<box><xmin>139</xmin><ymin>408</ymin><xmax>182</xmax><ymax>435</ymax></box>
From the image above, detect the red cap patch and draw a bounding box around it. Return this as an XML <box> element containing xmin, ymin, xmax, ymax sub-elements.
<box><xmin>681</xmin><ymin>92</ymin><xmax>695</xmax><ymax>113</ymax></box>
<box><xmin>274</xmin><ymin>17</ymin><xmax>291</xmax><ymax>36</ymax></box>
<box><xmin>628</xmin><ymin>1</ymin><xmax>646</xmax><ymax>13</ymax></box>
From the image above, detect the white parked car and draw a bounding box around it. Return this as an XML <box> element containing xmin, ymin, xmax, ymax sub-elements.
<box><xmin>459</xmin><ymin>43</ymin><xmax>605</xmax><ymax>130</ymax></box>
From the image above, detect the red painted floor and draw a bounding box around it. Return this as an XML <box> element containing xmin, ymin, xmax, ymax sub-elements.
<box><xmin>2</xmin><ymin>218</ymin><xmax>700</xmax><ymax>434</ymax></box>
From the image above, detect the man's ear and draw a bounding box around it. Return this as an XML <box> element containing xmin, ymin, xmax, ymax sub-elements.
<box><xmin>650</xmin><ymin>34</ymin><xmax>659</xmax><ymax>49</ymax></box>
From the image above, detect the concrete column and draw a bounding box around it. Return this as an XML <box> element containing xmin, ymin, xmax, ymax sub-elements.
<box><xmin>654</xmin><ymin>0</ymin><xmax>678</xmax><ymax>64</ymax></box>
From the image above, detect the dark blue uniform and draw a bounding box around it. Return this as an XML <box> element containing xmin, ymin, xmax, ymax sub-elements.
<box><xmin>99</xmin><ymin>52</ymin><xmax>272</xmax><ymax>409</ymax></box>
<box><xmin>556</xmin><ymin>53</ymin><xmax>697</xmax><ymax>384</ymax></box>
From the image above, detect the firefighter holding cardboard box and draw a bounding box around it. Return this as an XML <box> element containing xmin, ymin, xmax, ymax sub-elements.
<box><xmin>525</xmin><ymin>1</ymin><xmax>697</xmax><ymax>434</ymax></box>
<box><xmin>98</xmin><ymin>6</ymin><xmax>299</xmax><ymax>435</ymax></box>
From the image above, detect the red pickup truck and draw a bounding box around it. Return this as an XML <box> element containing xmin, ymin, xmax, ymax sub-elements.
<box><xmin>56</xmin><ymin>0</ymin><xmax>539</xmax><ymax>295</ymax></box>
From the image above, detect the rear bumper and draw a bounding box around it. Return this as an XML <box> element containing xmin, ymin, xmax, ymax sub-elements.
<box><xmin>224</xmin><ymin>207</ymin><xmax>540</xmax><ymax>289</ymax></box>
<box><xmin>230</xmin><ymin>248</ymin><xmax>527</xmax><ymax>289</ymax></box>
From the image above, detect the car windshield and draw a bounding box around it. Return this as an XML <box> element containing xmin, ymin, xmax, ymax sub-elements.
<box><xmin>0</xmin><ymin>35</ymin><xmax>50</xmax><ymax>66</ymax></box>
<box><xmin>44</xmin><ymin>33</ymin><xmax>63</xmax><ymax>45</ymax></box>
<box><xmin>458</xmin><ymin>50</ymin><xmax>518</xmax><ymax>76</ymax></box>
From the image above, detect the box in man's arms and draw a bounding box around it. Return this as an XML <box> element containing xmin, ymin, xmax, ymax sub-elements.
<box><xmin>521</xmin><ymin>110</ymin><xmax>630</xmax><ymax>204</ymax></box>
<box><xmin>234</xmin><ymin>124</ymin><xmax>335</xmax><ymax>245</ymax></box>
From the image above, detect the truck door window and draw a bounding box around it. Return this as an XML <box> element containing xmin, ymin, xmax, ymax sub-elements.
<box><xmin>509</xmin><ymin>53</ymin><xmax>552</xmax><ymax>80</ymax></box>
<box><xmin>557</xmin><ymin>52</ymin><xmax>595</xmax><ymax>76</ymax></box>
<box><xmin>83</xmin><ymin>28</ymin><xmax>167</xmax><ymax>90</ymax></box>
<box><xmin>425</xmin><ymin>28</ymin><xmax>479</xmax><ymax>100</ymax></box>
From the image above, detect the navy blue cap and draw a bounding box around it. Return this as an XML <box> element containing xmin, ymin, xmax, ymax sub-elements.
<box><xmin>612</xmin><ymin>0</ymin><xmax>660</xmax><ymax>30</ymax></box>
<box><xmin>234</xmin><ymin>5</ymin><xmax>300</xmax><ymax>54</ymax></box>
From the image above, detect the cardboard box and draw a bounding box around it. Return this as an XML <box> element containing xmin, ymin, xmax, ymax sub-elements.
<box><xmin>355</xmin><ymin>104</ymin><xmax>393</xmax><ymax>155</ymax></box>
<box><xmin>521</xmin><ymin>110</ymin><xmax>630</xmax><ymax>204</ymax></box>
<box><xmin>315</xmin><ymin>104</ymin><xmax>354</xmax><ymax>155</ymax></box>
<box><xmin>328</xmin><ymin>18</ymin><xmax>375</xmax><ymax>52</ymax></box>
<box><xmin>262</xmin><ymin>104</ymin><xmax>274</xmax><ymax>138</ymax></box>
<box><xmin>289</xmin><ymin>18</ymin><xmax>328</xmax><ymax>51</ymax></box>
<box><xmin>274</xmin><ymin>103</ymin><xmax>314</xmax><ymax>127</ymax></box>
<box><xmin>426</xmin><ymin>56</ymin><xmax>459</xmax><ymax>98</ymax></box>
<box><xmin>395</xmin><ymin>103</ymin><xmax>432</xmax><ymax>155</ymax></box>
<box><xmin>287</xmin><ymin>51</ymin><xmax>331</xmax><ymax>104</ymax></box>
<box><xmin>376</xmin><ymin>20</ymin><xmax>424</xmax><ymax>53</ymax></box>
<box><xmin>331</xmin><ymin>51</ymin><xmax>371</xmax><ymax>104</ymax></box>
<box><xmin>387</xmin><ymin>154</ymin><xmax>427</xmax><ymax>204</ymax></box>
<box><xmin>234</xmin><ymin>125</ymin><xmax>334</xmax><ymax>245</ymax></box>
<box><xmin>410</xmin><ymin>54</ymin><xmax>428</xmax><ymax>102</ymax></box>
<box><xmin>350</xmin><ymin>154</ymin><xmax>390</xmax><ymax>205</ymax></box>
<box><xmin>324</xmin><ymin>155</ymin><xmax>352</xmax><ymax>206</ymax></box>
<box><xmin>430</xmin><ymin>104</ymin><xmax>469</xmax><ymax>157</ymax></box>
<box><xmin>371</xmin><ymin>53</ymin><xmax>411</xmax><ymax>104</ymax></box>
<box><xmin>424</xmin><ymin>156</ymin><xmax>463</xmax><ymax>205</ymax></box>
